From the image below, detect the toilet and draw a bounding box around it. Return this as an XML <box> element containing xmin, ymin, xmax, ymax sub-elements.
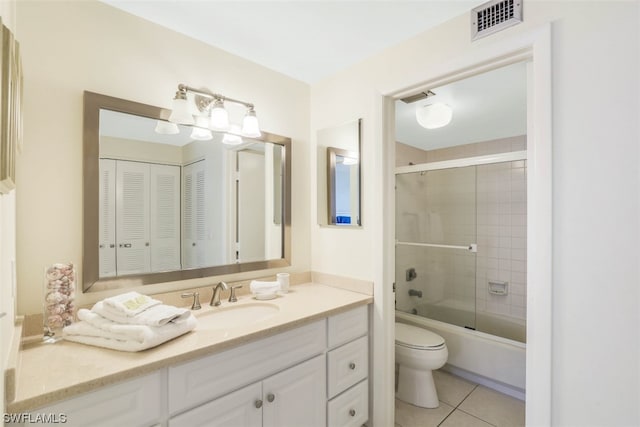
<box><xmin>395</xmin><ymin>322</ymin><xmax>448</xmax><ymax>408</ymax></box>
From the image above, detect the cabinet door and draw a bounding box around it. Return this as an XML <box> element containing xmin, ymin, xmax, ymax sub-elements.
<box><xmin>98</xmin><ymin>158</ymin><xmax>116</xmax><ymax>277</ymax></box>
<box><xmin>115</xmin><ymin>160</ymin><xmax>150</xmax><ymax>275</ymax></box>
<box><xmin>262</xmin><ymin>355</ymin><xmax>326</xmax><ymax>427</ymax></box>
<box><xmin>169</xmin><ymin>382</ymin><xmax>262</xmax><ymax>427</ymax></box>
<box><xmin>150</xmin><ymin>163</ymin><xmax>181</xmax><ymax>272</ymax></box>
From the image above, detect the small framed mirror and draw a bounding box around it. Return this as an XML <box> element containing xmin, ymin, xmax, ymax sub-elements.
<box><xmin>317</xmin><ymin>119</ymin><xmax>361</xmax><ymax>227</ymax></box>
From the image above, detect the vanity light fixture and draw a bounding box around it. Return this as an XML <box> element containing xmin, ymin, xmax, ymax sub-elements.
<box><xmin>168</xmin><ymin>83</ymin><xmax>261</xmax><ymax>137</ymax></box>
<box><xmin>416</xmin><ymin>102</ymin><xmax>453</xmax><ymax>129</ymax></box>
<box><xmin>168</xmin><ymin>89</ymin><xmax>194</xmax><ymax>125</ymax></box>
<box><xmin>242</xmin><ymin>106</ymin><xmax>261</xmax><ymax>138</ymax></box>
<box><xmin>154</xmin><ymin>120</ymin><xmax>180</xmax><ymax>135</ymax></box>
<box><xmin>222</xmin><ymin>124</ymin><xmax>244</xmax><ymax>145</ymax></box>
<box><xmin>209</xmin><ymin>98</ymin><xmax>230</xmax><ymax>131</ymax></box>
<box><xmin>190</xmin><ymin>115</ymin><xmax>213</xmax><ymax>141</ymax></box>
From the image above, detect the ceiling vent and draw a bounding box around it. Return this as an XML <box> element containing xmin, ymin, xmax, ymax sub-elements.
<box><xmin>400</xmin><ymin>90</ymin><xmax>435</xmax><ymax>104</ymax></box>
<box><xmin>471</xmin><ymin>0</ymin><xmax>523</xmax><ymax>41</ymax></box>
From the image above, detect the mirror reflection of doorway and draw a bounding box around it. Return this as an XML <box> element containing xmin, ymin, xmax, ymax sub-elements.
<box><xmin>236</xmin><ymin>150</ymin><xmax>266</xmax><ymax>263</ymax></box>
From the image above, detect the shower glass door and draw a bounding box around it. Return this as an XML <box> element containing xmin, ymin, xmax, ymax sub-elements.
<box><xmin>395</xmin><ymin>166</ymin><xmax>477</xmax><ymax>330</ymax></box>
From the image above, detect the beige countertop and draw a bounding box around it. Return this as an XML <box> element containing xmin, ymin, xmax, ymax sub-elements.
<box><xmin>7</xmin><ymin>282</ymin><xmax>373</xmax><ymax>413</ymax></box>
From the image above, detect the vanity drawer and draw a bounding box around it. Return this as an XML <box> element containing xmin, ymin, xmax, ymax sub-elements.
<box><xmin>168</xmin><ymin>319</ymin><xmax>326</xmax><ymax>416</ymax></box>
<box><xmin>327</xmin><ymin>379</ymin><xmax>368</xmax><ymax>427</ymax></box>
<box><xmin>327</xmin><ymin>335</ymin><xmax>368</xmax><ymax>398</ymax></box>
<box><xmin>327</xmin><ymin>305</ymin><xmax>368</xmax><ymax>348</ymax></box>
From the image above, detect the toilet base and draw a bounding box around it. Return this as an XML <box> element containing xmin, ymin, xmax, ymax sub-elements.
<box><xmin>396</xmin><ymin>365</ymin><xmax>440</xmax><ymax>408</ymax></box>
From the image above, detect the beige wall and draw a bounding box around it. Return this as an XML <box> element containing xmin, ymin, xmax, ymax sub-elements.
<box><xmin>1</xmin><ymin>1</ymin><xmax>17</xmax><ymax>418</ymax></box>
<box><xmin>311</xmin><ymin>2</ymin><xmax>639</xmax><ymax>425</ymax></box>
<box><xmin>396</xmin><ymin>135</ymin><xmax>526</xmax><ymax>167</ymax></box>
<box><xmin>15</xmin><ymin>1</ymin><xmax>310</xmax><ymax>313</ymax></box>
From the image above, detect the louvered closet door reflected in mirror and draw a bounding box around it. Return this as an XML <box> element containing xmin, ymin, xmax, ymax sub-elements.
<box><xmin>99</xmin><ymin>159</ymin><xmax>180</xmax><ymax>276</ymax></box>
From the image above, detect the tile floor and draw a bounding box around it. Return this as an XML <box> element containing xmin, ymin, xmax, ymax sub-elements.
<box><xmin>395</xmin><ymin>370</ymin><xmax>525</xmax><ymax>427</ymax></box>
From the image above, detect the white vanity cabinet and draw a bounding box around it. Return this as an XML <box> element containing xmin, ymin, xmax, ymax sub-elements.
<box><xmin>326</xmin><ymin>306</ymin><xmax>369</xmax><ymax>427</ymax></box>
<box><xmin>168</xmin><ymin>320</ymin><xmax>327</xmax><ymax>427</ymax></box>
<box><xmin>20</xmin><ymin>304</ymin><xmax>370</xmax><ymax>427</ymax></box>
<box><xmin>170</xmin><ymin>355</ymin><xmax>326</xmax><ymax>427</ymax></box>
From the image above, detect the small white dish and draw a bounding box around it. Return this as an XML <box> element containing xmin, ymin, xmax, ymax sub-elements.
<box><xmin>254</xmin><ymin>292</ymin><xmax>278</xmax><ymax>300</ymax></box>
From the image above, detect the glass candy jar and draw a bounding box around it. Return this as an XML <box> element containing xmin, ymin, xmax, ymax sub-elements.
<box><xmin>43</xmin><ymin>262</ymin><xmax>75</xmax><ymax>343</ymax></box>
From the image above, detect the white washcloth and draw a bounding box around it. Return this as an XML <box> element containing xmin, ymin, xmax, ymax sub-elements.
<box><xmin>102</xmin><ymin>291</ymin><xmax>162</xmax><ymax>317</ymax></box>
<box><xmin>62</xmin><ymin>310</ymin><xmax>197</xmax><ymax>352</ymax></box>
<box><xmin>92</xmin><ymin>301</ymin><xmax>190</xmax><ymax>327</ymax></box>
<box><xmin>249</xmin><ymin>280</ymin><xmax>280</xmax><ymax>294</ymax></box>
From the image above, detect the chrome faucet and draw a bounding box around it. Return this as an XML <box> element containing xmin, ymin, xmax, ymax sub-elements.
<box><xmin>210</xmin><ymin>281</ymin><xmax>229</xmax><ymax>306</ymax></box>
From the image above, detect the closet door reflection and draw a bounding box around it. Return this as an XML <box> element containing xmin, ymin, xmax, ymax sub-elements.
<box><xmin>395</xmin><ymin>166</ymin><xmax>477</xmax><ymax>330</ymax></box>
<box><xmin>99</xmin><ymin>159</ymin><xmax>180</xmax><ymax>277</ymax></box>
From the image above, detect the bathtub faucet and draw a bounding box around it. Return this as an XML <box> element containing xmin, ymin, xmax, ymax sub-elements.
<box><xmin>408</xmin><ymin>289</ymin><xmax>423</xmax><ymax>298</ymax></box>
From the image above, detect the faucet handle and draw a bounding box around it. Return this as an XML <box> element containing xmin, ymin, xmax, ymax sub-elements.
<box><xmin>228</xmin><ymin>284</ymin><xmax>243</xmax><ymax>303</ymax></box>
<box><xmin>181</xmin><ymin>292</ymin><xmax>202</xmax><ymax>310</ymax></box>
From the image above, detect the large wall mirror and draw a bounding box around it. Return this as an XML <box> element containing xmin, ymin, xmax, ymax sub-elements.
<box><xmin>317</xmin><ymin>119</ymin><xmax>361</xmax><ymax>227</ymax></box>
<box><xmin>83</xmin><ymin>91</ymin><xmax>291</xmax><ymax>292</ymax></box>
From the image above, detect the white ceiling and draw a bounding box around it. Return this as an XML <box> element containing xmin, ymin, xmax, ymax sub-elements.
<box><xmin>101</xmin><ymin>0</ymin><xmax>486</xmax><ymax>84</ymax></box>
<box><xmin>100</xmin><ymin>1</ymin><xmax>526</xmax><ymax>151</ymax></box>
<box><xmin>395</xmin><ymin>61</ymin><xmax>527</xmax><ymax>150</ymax></box>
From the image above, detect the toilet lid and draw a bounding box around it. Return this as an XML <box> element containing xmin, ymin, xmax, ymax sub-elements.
<box><xmin>395</xmin><ymin>323</ymin><xmax>445</xmax><ymax>349</ymax></box>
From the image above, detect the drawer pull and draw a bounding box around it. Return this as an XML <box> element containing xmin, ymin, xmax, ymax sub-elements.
<box><xmin>267</xmin><ymin>393</ymin><xmax>275</xmax><ymax>403</ymax></box>
<box><xmin>349</xmin><ymin>409</ymin><xmax>356</xmax><ymax>417</ymax></box>
<box><xmin>255</xmin><ymin>399</ymin><xmax>263</xmax><ymax>409</ymax></box>
<box><xmin>349</xmin><ymin>362</ymin><xmax>356</xmax><ymax>370</ymax></box>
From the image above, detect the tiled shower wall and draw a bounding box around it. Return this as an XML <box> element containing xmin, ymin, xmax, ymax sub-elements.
<box><xmin>476</xmin><ymin>161</ymin><xmax>527</xmax><ymax>324</ymax></box>
<box><xmin>395</xmin><ymin>136</ymin><xmax>527</xmax><ymax>329</ymax></box>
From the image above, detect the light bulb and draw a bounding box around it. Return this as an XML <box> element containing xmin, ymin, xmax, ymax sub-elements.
<box><xmin>209</xmin><ymin>99</ymin><xmax>230</xmax><ymax>131</ymax></box>
<box><xmin>168</xmin><ymin>91</ymin><xmax>195</xmax><ymax>125</ymax></box>
<box><xmin>154</xmin><ymin>120</ymin><xmax>180</xmax><ymax>135</ymax></box>
<box><xmin>222</xmin><ymin>133</ymin><xmax>243</xmax><ymax>145</ymax></box>
<box><xmin>190</xmin><ymin>115</ymin><xmax>212</xmax><ymax>140</ymax></box>
<box><xmin>241</xmin><ymin>107</ymin><xmax>261</xmax><ymax>137</ymax></box>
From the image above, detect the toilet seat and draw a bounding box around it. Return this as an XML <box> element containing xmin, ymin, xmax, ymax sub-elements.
<box><xmin>395</xmin><ymin>323</ymin><xmax>445</xmax><ymax>350</ymax></box>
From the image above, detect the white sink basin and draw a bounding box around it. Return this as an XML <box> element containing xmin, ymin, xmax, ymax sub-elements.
<box><xmin>195</xmin><ymin>303</ymin><xmax>280</xmax><ymax>330</ymax></box>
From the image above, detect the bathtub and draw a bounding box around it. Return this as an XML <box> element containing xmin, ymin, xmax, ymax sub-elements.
<box><xmin>396</xmin><ymin>310</ymin><xmax>526</xmax><ymax>400</ymax></box>
<box><xmin>412</xmin><ymin>300</ymin><xmax>526</xmax><ymax>343</ymax></box>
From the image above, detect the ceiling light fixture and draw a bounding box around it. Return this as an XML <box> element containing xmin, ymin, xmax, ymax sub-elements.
<box><xmin>416</xmin><ymin>102</ymin><xmax>453</xmax><ymax>129</ymax></box>
<box><xmin>168</xmin><ymin>83</ymin><xmax>260</xmax><ymax>138</ymax></box>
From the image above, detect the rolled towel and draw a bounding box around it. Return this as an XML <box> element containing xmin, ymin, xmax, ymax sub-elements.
<box><xmin>63</xmin><ymin>310</ymin><xmax>197</xmax><ymax>352</ymax></box>
<box><xmin>92</xmin><ymin>301</ymin><xmax>190</xmax><ymax>327</ymax></box>
<box><xmin>249</xmin><ymin>280</ymin><xmax>280</xmax><ymax>294</ymax></box>
<box><xmin>102</xmin><ymin>291</ymin><xmax>162</xmax><ymax>317</ymax></box>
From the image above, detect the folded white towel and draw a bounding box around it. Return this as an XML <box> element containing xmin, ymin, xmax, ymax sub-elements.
<box><xmin>102</xmin><ymin>291</ymin><xmax>162</xmax><ymax>317</ymax></box>
<box><xmin>250</xmin><ymin>280</ymin><xmax>280</xmax><ymax>294</ymax></box>
<box><xmin>92</xmin><ymin>301</ymin><xmax>190</xmax><ymax>327</ymax></box>
<box><xmin>62</xmin><ymin>310</ymin><xmax>197</xmax><ymax>352</ymax></box>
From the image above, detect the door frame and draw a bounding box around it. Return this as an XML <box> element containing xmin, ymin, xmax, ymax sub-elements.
<box><xmin>376</xmin><ymin>24</ymin><xmax>552</xmax><ymax>426</ymax></box>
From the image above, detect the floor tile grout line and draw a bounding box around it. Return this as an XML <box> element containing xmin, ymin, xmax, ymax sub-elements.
<box><xmin>437</xmin><ymin>384</ymin><xmax>480</xmax><ymax>427</ymax></box>
<box><xmin>456</xmin><ymin>407</ymin><xmax>499</xmax><ymax>427</ymax></box>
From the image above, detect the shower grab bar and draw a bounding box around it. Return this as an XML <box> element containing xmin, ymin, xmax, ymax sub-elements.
<box><xmin>396</xmin><ymin>241</ymin><xmax>477</xmax><ymax>253</ymax></box>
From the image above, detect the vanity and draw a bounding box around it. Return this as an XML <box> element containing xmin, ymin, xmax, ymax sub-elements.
<box><xmin>5</xmin><ymin>89</ymin><xmax>372</xmax><ymax>425</ymax></box>
<box><xmin>6</xmin><ymin>283</ymin><xmax>372</xmax><ymax>427</ymax></box>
